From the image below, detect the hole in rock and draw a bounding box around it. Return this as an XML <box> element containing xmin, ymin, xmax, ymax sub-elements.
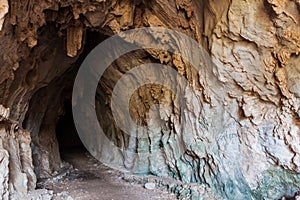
<box><xmin>55</xmin><ymin>99</ymin><xmax>85</xmax><ymax>156</ymax></box>
<box><xmin>21</xmin><ymin>25</ymin><xmax>176</xmax><ymax>198</ymax></box>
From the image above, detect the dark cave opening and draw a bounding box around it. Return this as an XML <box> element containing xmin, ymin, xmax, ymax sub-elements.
<box><xmin>54</xmin><ymin>30</ymin><xmax>111</xmax><ymax>164</ymax></box>
<box><xmin>55</xmin><ymin>30</ymin><xmax>110</xmax><ymax>156</ymax></box>
<box><xmin>55</xmin><ymin>99</ymin><xmax>85</xmax><ymax>153</ymax></box>
<box><xmin>22</xmin><ymin>25</ymin><xmax>111</xmax><ymax>180</ymax></box>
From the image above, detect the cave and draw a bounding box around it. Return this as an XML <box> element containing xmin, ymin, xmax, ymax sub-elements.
<box><xmin>56</xmin><ymin>99</ymin><xmax>84</xmax><ymax>152</ymax></box>
<box><xmin>1</xmin><ymin>0</ymin><xmax>300</xmax><ymax>199</ymax></box>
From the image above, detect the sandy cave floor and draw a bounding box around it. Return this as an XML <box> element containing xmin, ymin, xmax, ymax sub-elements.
<box><xmin>38</xmin><ymin>148</ymin><xmax>177</xmax><ymax>200</ymax></box>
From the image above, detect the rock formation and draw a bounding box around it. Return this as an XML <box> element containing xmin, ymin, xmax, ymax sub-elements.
<box><xmin>0</xmin><ymin>0</ymin><xmax>300</xmax><ymax>199</ymax></box>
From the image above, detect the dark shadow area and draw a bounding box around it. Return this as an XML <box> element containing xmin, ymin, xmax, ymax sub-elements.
<box><xmin>56</xmin><ymin>99</ymin><xmax>85</xmax><ymax>155</ymax></box>
<box><xmin>23</xmin><ymin>26</ymin><xmax>111</xmax><ymax>180</ymax></box>
<box><xmin>55</xmin><ymin>30</ymin><xmax>110</xmax><ymax>157</ymax></box>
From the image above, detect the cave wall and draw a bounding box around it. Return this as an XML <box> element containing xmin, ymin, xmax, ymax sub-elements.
<box><xmin>0</xmin><ymin>0</ymin><xmax>300</xmax><ymax>199</ymax></box>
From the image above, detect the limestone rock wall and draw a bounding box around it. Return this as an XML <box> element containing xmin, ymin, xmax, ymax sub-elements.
<box><xmin>0</xmin><ymin>0</ymin><xmax>300</xmax><ymax>199</ymax></box>
<box><xmin>0</xmin><ymin>120</ymin><xmax>36</xmax><ymax>199</ymax></box>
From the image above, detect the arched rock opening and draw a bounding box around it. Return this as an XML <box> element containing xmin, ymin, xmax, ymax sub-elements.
<box><xmin>56</xmin><ymin>100</ymin><xmax>83</xmax><ymax>151</ymax></box>
<box><xmin>22</xmin><ymin>25</ymin><xmax>109</xmax><ymax>181</ymax></box>
<box><xmin>1</xmin><ymin>0</ymin><xmax>300</xmax><ymax>199</ymax></box>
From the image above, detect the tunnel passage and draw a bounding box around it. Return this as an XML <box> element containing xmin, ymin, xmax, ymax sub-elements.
<box><xmin>56</xmin><ymin>100</ymin><xmax>84</xmax><ymax>153</ymax></box>
<box><xmin>2</xmin><ymin>0</ymin><xmax>300</xmax><ymax>199</ymax></box>
<box><xmin>22</xmin><ymin>26</ymin><xmax>111</xmax><ymax>180</ymax></box>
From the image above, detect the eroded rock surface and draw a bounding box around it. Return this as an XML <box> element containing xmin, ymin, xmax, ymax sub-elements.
<box><xmin>0</xmin><ymin>0</ymin><xmax>300</xmax><ymax>199</ymax></box>
<box><xmin>0</xmin><ymin>0</ymin><xmax>8</xmax><ymax>31</ymax></box>
<box><xmin>0</xmin><ymin>122</ymin><xmax>36</xmax><ymax>199</ymax></box>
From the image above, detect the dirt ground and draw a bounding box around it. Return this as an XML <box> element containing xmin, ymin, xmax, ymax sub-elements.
<box><xmin>40</xmin><ymin>148</ymin><xmax>177</xmax><ymax>200</ymax></box>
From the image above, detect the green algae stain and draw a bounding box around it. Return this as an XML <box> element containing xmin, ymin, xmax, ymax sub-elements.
<box><xmin>253</xmin><ymin>167</ymin><xmax>300</xmax><ymax>200</ymax></box>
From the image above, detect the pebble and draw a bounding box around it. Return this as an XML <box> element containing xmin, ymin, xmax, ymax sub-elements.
<box><xmin>145</xmin><ymin>182</ymin><xmax>156</xmax><ymax>190</ymax></box>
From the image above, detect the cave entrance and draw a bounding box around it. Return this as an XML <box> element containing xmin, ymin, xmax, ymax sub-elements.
<box><xmin>55</xmin><ymin>99</ymin><xmax>85</xmax><ymax>156</ymax></box>
<box><xmin>22</xmin><ymin>26</ymin><xmax>112</xmax><ymax>181</ymax></box>
<box><xmin>54</xmin><ymin>29</ymin><xmax>109</xmax><ymax>161</ymax></box>
<box><xmin>20</xmin><ymin>24</ymin><xmax>177</xmax><ymax>198</ymax></box>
